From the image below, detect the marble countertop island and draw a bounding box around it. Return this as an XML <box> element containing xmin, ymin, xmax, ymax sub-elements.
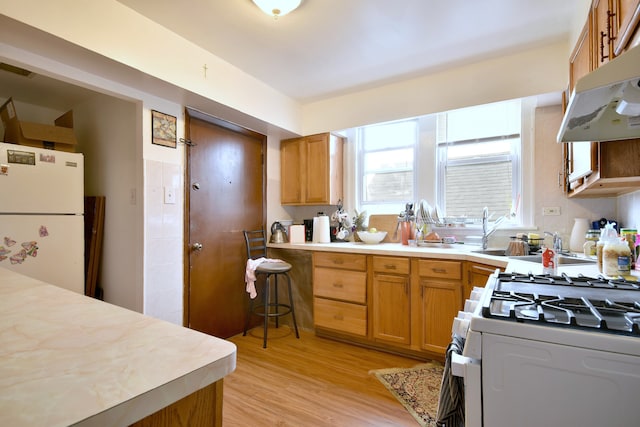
<box><xmin>0</xmin><ymin>267</ymin><xmax>236</xmax><ymax>427</ymax></box>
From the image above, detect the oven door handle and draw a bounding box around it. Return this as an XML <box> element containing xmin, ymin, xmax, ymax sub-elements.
<box><xmin>451</xmin><ymin>353</ymin><xmax>482</xmax><ymax>427</ymax></box>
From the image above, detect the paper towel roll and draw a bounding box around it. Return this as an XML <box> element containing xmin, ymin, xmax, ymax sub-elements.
<box><xmin>313</xmin><ymin>216</ymin><xmax>330</xmax><ymax>243</ymax></box>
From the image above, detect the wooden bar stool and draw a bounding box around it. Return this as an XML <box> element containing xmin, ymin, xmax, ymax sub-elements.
<box><xmin>243</xmin><ymin>230</ymin><xmax>299</xmax><ymax>348</ymax></box>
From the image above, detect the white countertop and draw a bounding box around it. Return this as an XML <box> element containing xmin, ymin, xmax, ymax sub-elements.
<box><xmin>269</xmin><ymin>241</ymin><xmax>631</xmax><ymax>279</ymax></box>
<box><xmin>0</xmin><ymin>268</ymin><xmax>237</xmax><ymax>427</ymax></box>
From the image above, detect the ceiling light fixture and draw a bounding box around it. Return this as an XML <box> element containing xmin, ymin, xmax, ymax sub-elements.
<box><xmin>252</xmin><ymin>0</ymin><xmax>301</xmax><ymax>19</ymax></box>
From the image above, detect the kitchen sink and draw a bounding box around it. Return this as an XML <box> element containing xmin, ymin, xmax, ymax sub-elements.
<box><xmin>471</xmin><ymin>249</ymin><xmax>507</xmax><ymax>256</ymax></box>
<box><xmin>471</xmin><ymin>249</ymin><xmax>596</xmax><ymax>265</ymax></box>
<box><xmin>508</xmin><ymin>255</ymin><xmax>596</xmax><ymax>265</ymax></box>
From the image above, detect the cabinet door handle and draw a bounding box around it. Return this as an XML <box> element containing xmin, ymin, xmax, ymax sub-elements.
<box><xmin>432</xmin><ymin>268</ymin><xmax>447</xmax><ymax>274</ymax></box>
<box><xmin>333</xmin><ymin>259</ymin><xmax>344</xmax><ymax>265</ymax></box>
<box><xmin>600</xmin><ymin>31</ymin><xmax>609</xmax><ymax>63</ymax></box>
<box><xmin>332</xmin><ymin>282</ymin><xmax>344</xmax><ymax>288</ymax></box>
<box><xmin>334</xmin><ymin>314</ymin><xmax>344</xmax><ymax>320</ymax></box>
<box><xmin>384</xmin><ymin>264</ymin><xmax>397</xmax><ymax>270</ymax></box>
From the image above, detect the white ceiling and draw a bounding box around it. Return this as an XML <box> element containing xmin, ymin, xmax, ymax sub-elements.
<box><xmin>0</xmin><ymin>1</ymin><xmax>584</xmax><ymax>116</ymax></box>
<box><xmin>116</xmin><ymin>0</ymin><xmax>583</xmax><ymax>103</ymax></box>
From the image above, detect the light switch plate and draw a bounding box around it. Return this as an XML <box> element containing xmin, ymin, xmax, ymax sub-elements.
<box><xmin>542</xmin><ymin>206</ymin><xmax>560</xmax><ymax>216</ymax></box>
<box><xmin>164</xmin><ymin>186</ymin><xmax>176</xmax><ymax>204</ymax></box>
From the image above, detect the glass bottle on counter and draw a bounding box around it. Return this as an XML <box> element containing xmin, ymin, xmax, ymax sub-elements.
<box><xmin>583</xmin><ymin>229</ymin><xmax>600</xmax><ymax>257</ymax></box>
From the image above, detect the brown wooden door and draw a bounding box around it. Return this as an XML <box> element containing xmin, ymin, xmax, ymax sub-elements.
<box><xmin>186</xmin><ymin>114</ymin><xmax>265</xmax><ymax>338</ymax></box>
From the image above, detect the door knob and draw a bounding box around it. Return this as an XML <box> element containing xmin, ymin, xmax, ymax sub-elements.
<box><xmin>191</xmin><ymin>242</ymin><xmax>203</xmax><ymax>251</ymax></box>
<box><xmin>192</xmin><ymin>182</ymin><xmax>201</xmax><ymax>190</ymax></box>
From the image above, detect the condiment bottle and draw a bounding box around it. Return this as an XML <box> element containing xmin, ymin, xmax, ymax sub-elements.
<box><xmin>620</xmin><ymin>228</ymin><xmax>637</xmax><ymax>269</ymax></box>
<box><xmin>603</xmin><ymin>237</ymin><xmax>631</xmax><ymax>277</ymax></box>
<box><xmin>596</xmin><ymin>222</ymin><xmax>618</xmax><ymax>273</ymax></box>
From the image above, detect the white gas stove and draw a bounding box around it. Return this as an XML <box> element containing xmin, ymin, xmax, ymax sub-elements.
<box><xmin>448</xmin><ymin>271</ymin><xmax>640</xmax><ymax>427</ymax></box>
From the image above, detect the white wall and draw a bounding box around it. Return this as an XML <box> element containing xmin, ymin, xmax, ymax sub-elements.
<box><xmin>0</xmin><ymin>0</ymin><xmax>302</xmax><ymax>135</ymax></box>
<box><xmin>302</xmin><ymin>42</ymin><xmax>570</xmax><ymax>135</ymax></box>
<box><xmin>74</xmin><ymin>94</ymin><xmax>141</xmax><ymax>311</ymax></box>
<box><xmin>617</xmin><ymin>190</ymin><xmax>640</xmax><ymax>230</ymax></box>
<box><xmin>532</xmin><ymin>105</ymin><xmax>618</xmax><ymax>246</ymax></box>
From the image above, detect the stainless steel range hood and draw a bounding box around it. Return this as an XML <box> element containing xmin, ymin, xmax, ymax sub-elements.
<box><xmin>557</xmin><ymin>43</ymin><xmax>640</xmax><ymax>143</ymax></box>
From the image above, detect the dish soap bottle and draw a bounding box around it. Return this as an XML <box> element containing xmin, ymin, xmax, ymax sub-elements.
<box><xmin>541</xmin><ymin>245</ymin><xmax>558</xmax><ymax>275</ymax></box>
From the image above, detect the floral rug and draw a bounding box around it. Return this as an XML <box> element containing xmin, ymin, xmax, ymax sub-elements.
<box><xmin>371</xmin><ymin>362</ymin><xmax>444</xmax><ymax>427</ymax></box>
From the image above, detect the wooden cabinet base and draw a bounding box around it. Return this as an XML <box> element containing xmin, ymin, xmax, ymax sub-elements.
<box><xmin>130</xmin><ymin>380</ymin><xmax>223</xmax><ymax>427</ymax></box>
<box><xmin>315</xmin><ymin>327</ymin><xmax>444</xmax><ymax>363</ymax></box>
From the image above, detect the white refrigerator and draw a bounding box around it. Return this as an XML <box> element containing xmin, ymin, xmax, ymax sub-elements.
<box><xmin>0</xmin><ymin>142</ymin><xmax>84</xmax><ymax>294</ymax></box>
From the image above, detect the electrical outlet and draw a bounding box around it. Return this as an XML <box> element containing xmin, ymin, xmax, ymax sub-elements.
<box><xmin>542</xmin><ymin>206</ymin><xmax>561</xmax><ymax>216</ymax></box>
<box><xmin>164</xmin><ymin>186</ymin><xmax>176</xmax><ymax>204</ymax></box>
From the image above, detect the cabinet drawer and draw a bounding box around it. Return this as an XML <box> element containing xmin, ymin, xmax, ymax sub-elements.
<box><xmin>314</xmin><ymin>297</ymin><xmax>367</xmax><ymax>336</ymax></box>
<box><xmin>418</xmin><ymin>259</ymin><xmax>462</xmax><ymax>280</ymax></box>
<box><xmin>314</xmin><ymin>267</ymin><xmax>366</xmax><ymax>303</ymax></box>
<box><xmin>314</xmin><ymin>252</ymin><xmax>366</xmax><ymax>271</ymax></box>
<box><xmin>372</xmin><ymin>256</ymin><xmax>410</xmax><ymax>275</ymax></box>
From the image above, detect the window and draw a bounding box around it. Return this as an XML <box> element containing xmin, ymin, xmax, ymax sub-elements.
<box><xmin>357</xmin><ymin>119</ymin><xmax>417</xmax><ymax>212</ymax></box>
<box><xmin>436</xmin><ymin>100</ymin><xmax>521</xmax><ymax>221</ymax></box>
<box><xmin>355</xmin><ymin>99</ymin><xmax>523</xmax><ymax>224</ymax></box>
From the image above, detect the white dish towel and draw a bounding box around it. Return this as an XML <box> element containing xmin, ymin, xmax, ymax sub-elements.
<box><xmin>244</xmin><ymin>257</ymin><xmax>284</xmax><ymax>299</ymax></box>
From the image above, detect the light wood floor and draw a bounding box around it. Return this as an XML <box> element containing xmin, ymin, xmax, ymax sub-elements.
<box><xmin>223</xmin><ymin>326</ymin><xmax>432</xmax><ymax>426</ymax></box>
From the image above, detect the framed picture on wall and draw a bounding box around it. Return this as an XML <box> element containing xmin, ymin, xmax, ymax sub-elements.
<box><xmin>151</xmin><ymin>110</ymin><xmax>177</xmax><ymax>148</ymax></box>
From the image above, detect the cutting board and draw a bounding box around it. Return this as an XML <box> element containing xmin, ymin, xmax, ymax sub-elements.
<box><xmin>367</xmin><ymin>214</ymin><xmax>401</xmax><ymax>243</ymax></box>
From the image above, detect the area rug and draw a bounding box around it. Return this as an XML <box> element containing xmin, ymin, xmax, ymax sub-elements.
<box><xmin>371</xmin><ymin>362</ymin><xmax>444</xmax><ymax>427</ymax></box>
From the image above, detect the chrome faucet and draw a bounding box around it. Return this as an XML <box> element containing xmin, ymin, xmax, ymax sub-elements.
<box><xmin>482</xmin><ymin>207</ymin><xmax>506</xmax><ymax>250</ymax></box>
<box><xmin>544</xmin><ymin>231</ymin><xmax>563</xmax><ymax>253</ymax></box>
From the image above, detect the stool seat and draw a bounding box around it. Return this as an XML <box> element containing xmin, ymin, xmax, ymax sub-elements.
<box><xmin>243</xmin><ymin>230</ymin><xmax>299</xmax><ymax>348</ymax></box>
<box><xmin>256</xmin><ymin>261</ymin><xmax>292</xmax><ymax>273</ymax></box>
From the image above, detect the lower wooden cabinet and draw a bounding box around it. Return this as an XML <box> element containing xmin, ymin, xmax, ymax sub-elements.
<box><xmin>417</xmin><ymin>259</ymin><xmax>463</xmax><ymax>354</ymax></box>
<box><xmin>465</xmin><ymin>261</ymin><xmax>503</xmax><ymax>300</ymax></box>
<box><xmin>371</xmin><ymin>256</ymin><xmax>411</xmax><ymax>345</ymax></box>
<box><xmin>312</xmin><ymin>251</ymin><xmax>502</xmax><ymax>358</ymax></box>
<box><xmin>313</xmin><ymin>252</ymin><xmax>367</xmax><ymax>337</ymax></box>
<box><xmin>313</xmin><ymin>297</ymin><xmax>367</xmax><ymax>336</ymax></box>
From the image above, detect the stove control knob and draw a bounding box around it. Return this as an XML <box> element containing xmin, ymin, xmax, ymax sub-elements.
<box><xmin>464</xmin><ymin>299</ymin><xmax>478</xmax><ymax>313</ymax></box>
<box><xmin>470</xmin><ymin>288</ymin><xmax>484</xmax><ymax>300</ymax></box>
<box><xmin>452</xmin><ymin>316</ymin><xmax>471</xmax><ymax>337</ymax></box>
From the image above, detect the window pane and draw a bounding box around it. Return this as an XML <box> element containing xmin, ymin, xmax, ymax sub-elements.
<box><xmin>444</xmin><ymin>100</ymin><xmax>520</xmax><ymax>142</ymax></box>
<box><xmin>364</xmin><ymin>171</ymin><xmax>414</xmax><ymax>202</ymax></box>
<box><xmin>447</xmin><ymin>139</ymin><xmax>512</xmax><ymax>160</ymax></box>
<box><xmin>360</xmin><ymin>119</ymin><xmax>417</xmax><ymax>206</ymax></box>
<box><xmin>364</xmin><ymin>148</ymin><xmax>413</xmax><ymax>172</ymax></box>
<box><xmin>363</xmin><ymin>121</ymin><xmax>416</xmax><ymax>151</ymax></box>
<box><xmin>444</xmin><ymin>161</ymin><xmax>512</xmax><ymax>218</ymax></box>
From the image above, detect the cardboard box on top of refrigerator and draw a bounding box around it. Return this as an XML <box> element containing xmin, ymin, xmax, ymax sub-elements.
<box><xmin>0</xmin><ymin>97</ymin><xmax>77</xmax><ymax>152</ymax></box>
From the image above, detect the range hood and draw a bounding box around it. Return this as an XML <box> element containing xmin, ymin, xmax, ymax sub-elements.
<box><xmin>557</xmin><ymin>43</ymin><xmax>640</xmax><ymax>143</ymax></box>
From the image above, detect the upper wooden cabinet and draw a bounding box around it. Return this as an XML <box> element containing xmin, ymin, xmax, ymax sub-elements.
<box><xmin>280</xmin><ymin>132</ymin><xmax>344</xmax><ymax>205</ymax></box>
<box><xmin>594</xmin><ymin>0</ymin><xmax>640</xmax><ymax>63</ymax></box>
<box><xmin>613</xmin><ymin>0</ymin><xmax>640</xmax><ymax>55</ymax></box>
<box><xmin>564</xmin><ymin>0</ymin><xmax>640</xmax><ymax>198</ymax></box>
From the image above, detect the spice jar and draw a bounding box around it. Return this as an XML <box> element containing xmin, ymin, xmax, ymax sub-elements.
<box><xmin>584</xmin><ymin>229</ymin><xmax>599</xmax><ymax>257</ymax></box>
<box><xmin>603</xmin><ymin>237</ymin><xmax>631</xmax><ymax>277</ymax></box>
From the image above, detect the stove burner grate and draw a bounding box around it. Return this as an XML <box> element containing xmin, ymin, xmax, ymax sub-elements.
<box><xmin>484</xmin><ymin>288</ymin><xmax>640</xmax><ymax>336</ymax></box>
<box><xmin>500</xmin><ymin>272</ymin><xmax>640</xmax><ymax>290</ymax></box>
